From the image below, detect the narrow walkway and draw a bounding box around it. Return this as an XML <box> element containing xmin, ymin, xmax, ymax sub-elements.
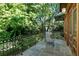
<box><xmin>21</xmin><ymin>32</ymin><xmax>73</xmax><ymax>56</ymax></box>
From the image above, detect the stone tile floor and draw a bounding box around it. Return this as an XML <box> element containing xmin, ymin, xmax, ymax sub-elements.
<box><xmin>20</xmin><ymin>32</ymin><xmax>73</xmax><ymax>56</ymax></box>
<box><xmin>22</xmin><ymin>40</ymin><xmax>72</xmax><ymax>56</ymax></box>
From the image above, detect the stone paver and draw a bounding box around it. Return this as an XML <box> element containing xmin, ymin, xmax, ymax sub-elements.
<box><xmin>21</xmin><ymin>32</ymin><xmax>73</xmax><ymax>56</ymax></box>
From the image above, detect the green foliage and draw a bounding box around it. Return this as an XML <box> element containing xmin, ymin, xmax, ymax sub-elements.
<box><xmin>51</xmin><ymin>21</ymin><xmax>64</xmax><ymax>39</ymax></box>
<box><xmin>52</xmin><ymin>21</ymin><xmax>64</xmax><ymax>32</ymax></box>
<box><xmin>0</xmin><ymin>3</ymin><xmax>56</xmax><ymax>40</ymax></box>
<box><xmin>50</xmin><ymin>32</ymin><xmax>64</xmax><ymax>39</ymax></box>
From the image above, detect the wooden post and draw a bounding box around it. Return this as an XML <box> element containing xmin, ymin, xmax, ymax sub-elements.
<box><xmin>76</xmin><ymin>3</ymin><xmax>79</xmax><ymax>56</ymax></box>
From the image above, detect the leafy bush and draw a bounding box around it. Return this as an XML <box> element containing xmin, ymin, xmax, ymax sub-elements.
<box><xmin>0</xmin><ymin>31</ymin><xmax>10</xmax><ymax>41</ymax></box>
<box><xmin>52</xmin><ymin>21</ymin><xmax>64</xmax><ymax>32</ymax></box>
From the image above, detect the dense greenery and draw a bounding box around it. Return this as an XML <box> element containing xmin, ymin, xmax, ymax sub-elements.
<box><xmin>0</xmin><ymin>3</ymin><xmax>56</xmax><ymax>55</ymax></box>
<box><xmin>0</xmin><ymin>3</ymin><xmax>57</xmax><ymax>40</ymax></box>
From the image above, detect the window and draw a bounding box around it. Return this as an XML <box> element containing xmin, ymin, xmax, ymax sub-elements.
<box><xmin>73</xmin><ymin>9</ymin><xmax>77</xmax><ymax>36</ymax></box>
<box><xmin>70</xmin><ymin>14</ymin><xmax>72</xmax><ymax>34</ymax></box>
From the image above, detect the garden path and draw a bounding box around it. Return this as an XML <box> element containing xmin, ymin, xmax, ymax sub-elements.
<box><xmin>20</xmin><ymin>31</ymin><xmax>73</xmax><ymax>56</ymax></box>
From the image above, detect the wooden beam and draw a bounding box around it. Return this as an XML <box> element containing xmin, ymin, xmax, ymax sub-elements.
<box><xmin>76</xmin><ymin>3</ymin><xmax>79</xmax><ymax>56</ymax></box>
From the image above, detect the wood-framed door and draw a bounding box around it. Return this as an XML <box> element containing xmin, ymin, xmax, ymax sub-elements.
<box><xmin>69</xmin><ymin>4</ymin><xmax>77</xmax><ymax>55</ymax></box>
<box><xmin>65</xmin><ymin>4</ymin><xmax>77</xmax><ymax>55</ymax></box>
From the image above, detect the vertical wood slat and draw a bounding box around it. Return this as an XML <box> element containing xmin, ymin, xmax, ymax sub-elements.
<box><xmin>72</xmin><ymin>4</ymin><xmax>77</xmax><ymax>55</ymax></box>
<box><xmin>76</xmin><ymin>3</ymin><xmax>79</xmax><ymax>56</ymax></box>
<box><xmin>78</xmin><ymin>4</ymin><xmax>79</xmax><ymax>56</ymax></box>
